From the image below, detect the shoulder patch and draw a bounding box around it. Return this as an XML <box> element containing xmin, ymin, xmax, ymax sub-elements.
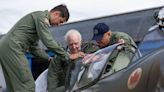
<box><xmin>44</xmin><ymin>18</ymin><xmax>51</xmax><ymax>27</ymax></box>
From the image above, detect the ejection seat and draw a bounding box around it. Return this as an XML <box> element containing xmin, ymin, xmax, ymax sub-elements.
<box><xmin>103</xmin><ymin>43</ymin><xmax>140</xmax><ymax>76</ymax></box>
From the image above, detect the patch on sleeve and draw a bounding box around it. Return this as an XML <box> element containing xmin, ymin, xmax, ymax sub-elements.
<box><xmin>44</xmin><ymin>18</ymin><xmax>51</xmax><ymax>27</ymax></box>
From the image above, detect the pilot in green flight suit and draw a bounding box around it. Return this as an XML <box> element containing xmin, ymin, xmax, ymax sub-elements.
<box><xmin>0</xmin><ymin>4</ymin><xmax>70</xmax><ymax>92</ymax></box>
<box><xmin>92</xmin><ymin>23</ymin><xmax>137</xmax><ymax>51</ymax></box>
<box><xmin>92</xmin><ymin>23</ymin><xmax>137</xmax><ymax>72</ymax></box>
<box><xmin>47</xmin><ymin>29</ymin><xmax>99</xmax><ymax>92</ymax></box>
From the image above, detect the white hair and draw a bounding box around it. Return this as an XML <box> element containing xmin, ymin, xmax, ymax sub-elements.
<box><xmin>64</xmin><ymin>29</ymin><xmax>82</xmax><ymax>43</ymax></box>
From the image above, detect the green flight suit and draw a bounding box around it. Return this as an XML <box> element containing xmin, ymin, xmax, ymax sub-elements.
<box><xmin>47</xmin><ymin>42</ymin><xmax>99</xmax><ymax>92</ymax></box>
<box><xmin>109</xmin><ymin>32</ymin><xmax>137</xmax><ymax>60</ymax></box>
<box><xmin>109</xmin><ymin>32</ymin><xmax>137</xmax><ymax>58</ymax></box>
<box><xmin>107</xmin><ymin>32</ymin><xmax>137</xmax><ymax>72</ymax></box>
<box><xmin>0</xmin><ymin>10</ymin><xmax>68</xmax><ymax>92</ymax></box>
<box><xmin>110</xmin><ymin>32</ymin><xmax>137</xmax><ymax>48</ymax></box>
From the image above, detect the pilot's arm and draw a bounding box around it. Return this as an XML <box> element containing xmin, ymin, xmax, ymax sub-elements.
<box><xmin>29</xmin><ymin>42</ymin><xmax>49</xmax><ymax>60</ymax></box>
<box><xmin>35</xmin><ymin>15</ymin><xmax>69</xmax><ymax>61</ymax></box>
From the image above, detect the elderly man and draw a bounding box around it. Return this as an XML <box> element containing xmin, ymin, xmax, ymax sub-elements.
<box><xmin>47</xmin><ymin>29</ymin><xmax>99</xmax><ymax>92</ymax></box>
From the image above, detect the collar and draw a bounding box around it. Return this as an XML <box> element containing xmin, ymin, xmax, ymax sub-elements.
<box><xmin>44</xmin><ymin>10</ymin><xmax>51</xmax><ymax>27</ymax></box>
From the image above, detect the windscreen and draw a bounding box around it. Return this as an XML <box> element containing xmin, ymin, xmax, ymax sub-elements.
<box><xmin>69</xmin><ymin>44</ymin><xmax>119</xmax><ymax>90</ymax></box>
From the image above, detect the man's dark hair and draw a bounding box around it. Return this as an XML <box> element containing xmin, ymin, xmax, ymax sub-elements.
<box><xmin>50</xmin><ymin>4</ymin><xmax>70</xmax><ymax>21</ymax></box>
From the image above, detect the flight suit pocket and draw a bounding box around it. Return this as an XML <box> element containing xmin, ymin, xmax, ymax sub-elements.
<box><xmin>19</xmin><ymin>56</ymin><xmax>33</xmax><ymax>83</ymax></box>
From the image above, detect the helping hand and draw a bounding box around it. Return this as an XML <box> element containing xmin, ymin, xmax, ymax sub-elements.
<box><xmin>69</xmin><ymin>52</ymin><xmax>85</xmax><ymax>60</ymax></box>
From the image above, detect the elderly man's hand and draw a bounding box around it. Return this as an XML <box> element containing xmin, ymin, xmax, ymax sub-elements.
<box><xmin>69</xmin><ymin>51</ymin><xmax>85</xmax><ymax>60</ymax></box>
